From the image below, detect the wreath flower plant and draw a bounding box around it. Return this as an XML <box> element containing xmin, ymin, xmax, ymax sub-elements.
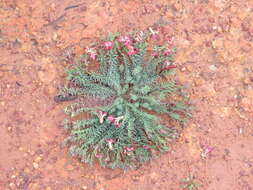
<box><xmin>56</xmin><ymin>28</ymin><xmax>190</xmax><ymax>170</ymax></box>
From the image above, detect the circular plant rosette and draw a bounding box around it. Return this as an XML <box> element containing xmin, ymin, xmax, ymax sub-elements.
<box><xmin>57</xmin><ymin>28</ymin><xmax>189</xmax><ymax>169</ymax></box>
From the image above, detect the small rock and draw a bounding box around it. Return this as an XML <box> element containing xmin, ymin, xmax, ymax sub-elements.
<box><xmin>33</xmin><ymin>162</ymin><xmax>39</xmax><ymax>169</ymax></box>
<box><xmin>181</xmin><ymin>67</ymin><xmax>186</xmax><ymax>72</ymax></box>
<box><xmin>11</xmin><ymin>175</ymin><xmax>16</xmax><ymax>179</ymax></box>
<box><xmin>82</xmin><ymin>186</ymin><xmax>88</xmax><ymax>190</ymax></box>
<box><xmin>7</xmin><ymin>127</ymin><xmax>12</xmax><ymax>131</ymax></box>
<box><xmin>219</xmin><ymin>107</ymin><xmax>231</xmax><ymax>117</ymax></box>
<box><xmin>16</xmin><ymin>177</ymin><xmax>24</xmax><ymax>186</ymax></box>
<box><xmin>209</xmin><ymin>64</ymin><xmax>217</xmax><ymax>71</ymax></box>
<box><xmin>34</xmin><ymin>156</ymin><xmax>42</xmax><ymax>163</ymax></box>
<box><xmin>52</xmin><ymin>33</ymin><xmax>58</xmax><ymax>41</ymax></box>
<box><xmin>9</xmin><ymin>182</ymin><xmax>15</xmax><ymax>187</ymax></box>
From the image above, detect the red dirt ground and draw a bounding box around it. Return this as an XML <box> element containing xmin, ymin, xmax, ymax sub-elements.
<box><xmin>1</xmin><ymin>0</ymin><xmax>253</xmax><ymax>189</ymax></box>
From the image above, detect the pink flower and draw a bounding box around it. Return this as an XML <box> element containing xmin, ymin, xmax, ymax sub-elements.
<box><xmin>114</xmin><ymin>116</ymin><xmax>124</xmax><ymax>127</ymax></box>
<box><xmin>97</xmin><ymin>111</ymin><xmax>107</xmax><ymax>124</ymax></box>
<box><xmin>206</xmin><ymin>146</ymin><xmax>214</xmax><ymax>153</ymax></box>
<box><xmin>124</xmin><ymin>146</ymin><xmax>135</xmax><ymax>152</ymax></box>
<box><xmin>85</xmin><ymin>47</ymin><xmax>97</xmax><ymax>60</ymax></box>
<box><xmin>107</xmin><ymin>115</ymin><xmax>124</xmax><ymax>127</ymax></box>
<box><xmin>107</xmin><ymin>115</ymin><xmax>115</xmax><ymax>123</ymax></box>
<box><xmin>106</xmin><ymin>138</ymin><xmax>115</xmax><ymax>150</ymax></box>
<box><xmin>160</xmin><ymin>129</ymin><xmax>167</xmax><ymax>134</ymax></box>
<box><xmin>143</xmin><ymin>145</ymin><xmax>149</xmax><ymax>150</ymax></box>
<box><xmin>151</xmin><ymin>34</ymin><xmax>159</xmax><ymax>41</ymax></box>
<box><xmin>118</xmin><ymin>35</ymin><xmax>132</xmax><ymax>46</ymax></box>
<box><xmin>149</xmin><ymin>27</ymin><xmax>159</xmax><ymax>41</ymax></box>
<box><xmin>152</xmin><ymin>52</ymin><xmax>159</xmax><ymax>57</ymax></box>
<box><xmin>105</xmin><ymin>138</ymin><xmax>115</xmax><ymax>143</ymax></box>
<box><xmin>127</xmin><ymin>46</ymin><xmax>138</xmax><ymax>55</ymax></box>
<box><xmin>163</xmin><ymin>49</ymin><xmax>172</xmax><ymax>56</ymax></box>
<box><xmin>166</xmin><ymin>36</ymin><xmax>174</xmax><ymax>45</ymax></box>
<box><xmin>103</xmin><ymin>41</ymin><xmax>113</xmax><ymax>50</ymax></box>
<box><xmin>95</xmin><ymin>154</ymin><xmax>103</xmax><ymax>158</ymax></box>
<box><xmin>90</xmin><ymin>53</ymin><xmax>96</xmax><ymax>60</ymax></box>
<box><xmin>201</xmin><ymin>145</ymin><xmax>215</xmax><ymax>158</ymax></box>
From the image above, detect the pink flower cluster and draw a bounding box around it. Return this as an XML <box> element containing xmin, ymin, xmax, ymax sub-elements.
<box><xmin>118</xmin><ymin>35</ymin><xmax>132</xmax><ymax>46</ymax></box>
<box><xmin>107</xmin><ymin>115</ymin><xmax>124</xmax><ymax>127</ymax></box>
<box><xmin>143</xmin><ymin>145</ymin><xmax>149</xmax><ymax>150</ymax></box>
<box><xmin>97</xmin><ymin>111</ymin><xmax>124</xmax><ymax>127</ymax></box>
<box><xmin>127</xmin><ymin>45</ymin><xmax>138</xmax><ymax>55</ymax></box>
<box><xmin>106</xmin><ymin>138</ymin><xmax>115</xmax><ymax>150</ymax></box>
<box><xmin>149</xmin><ymin>27</ymin><xmax>160</xmax><ymax>41</ymax></box>
<box><xmin>166</xmin><ymin>36</ymin><xmax>174</xmax><ymax>46</ymax></box>
<box><xmin>103</xmin><ymin>41</ymin><xmax>113</xmax><ymax>50</ymax></box>
<box><xmin>152</xmin><ymin>51</ymin><xmax>159</xmax><ymax>57</ymax></box>
<box><xmin>124</xmin><ymin>146</ymin><xmax>135</xmax><ymax>152</ymax></box>
<box><xmin>118</xmin><ymin>35</ymin><xmax>138</xmax><ymax>55</ymax></box>
<box><xmin>95</xmin><ymin>154</ymin><xmax>103</xmax><ymax>158</ymax></box>
<box><xmin>162</xmin><ymin>36</ymin><xmax>174</xmax><ymax>57</ymax></box>
<box><xmin>201</xmin><ymin>145</ymin><xmax>215</xmax><ymax>158</ymax></box>
<box><xmin>85</xmin><ymin>47</ymin><xmax>97</xmax><ymax>60</ymax></box>
<box><xmin>106</xmin><ymin>138</ymin><xmax>115</xmax><ymax>143</ymax></box>
<box><xmin>163</xmin><ymin>49</ymin><xmax>172</xmax><ymax>56</ymax></box>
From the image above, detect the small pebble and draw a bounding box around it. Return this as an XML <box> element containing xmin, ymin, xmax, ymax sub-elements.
<box><xmin>181</xmin><ymin>67</ymin><xmax>186</xmax><ymax>72</ymax></box>
<box><xmin>239</xmin><ymin>128</ymin><xmax>243</xmax><ymax>134</ymax></box>
<box><xmin>33</xmin><ymin>162</ymin><xmax>39</xmax><ymax>169</ymax></box>
<box><xmin>11</xmin><ymin>175</ymin><xmax>16</xmax><ymax>179</ymax></box>
<box><xmin>34</xmin><ymin>156</ymin><xmax>42</xmax><ymax>163</ymax></box>
<box><xmin>209</xmin><ymin>64</ymin><xmax>217</xmax><ymax>71</ymax></box>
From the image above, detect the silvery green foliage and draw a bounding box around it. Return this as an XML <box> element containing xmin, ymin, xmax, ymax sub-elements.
<box><xmin>58</xmin><ymin>32</ymin><xmax>189</xmax><ymax>169</ymax></box>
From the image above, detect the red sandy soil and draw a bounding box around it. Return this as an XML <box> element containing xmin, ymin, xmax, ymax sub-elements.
<box><xmin>0</xmin><ymin>0</ymin><xmax>253</xmax><ymax>189</ymax></box>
